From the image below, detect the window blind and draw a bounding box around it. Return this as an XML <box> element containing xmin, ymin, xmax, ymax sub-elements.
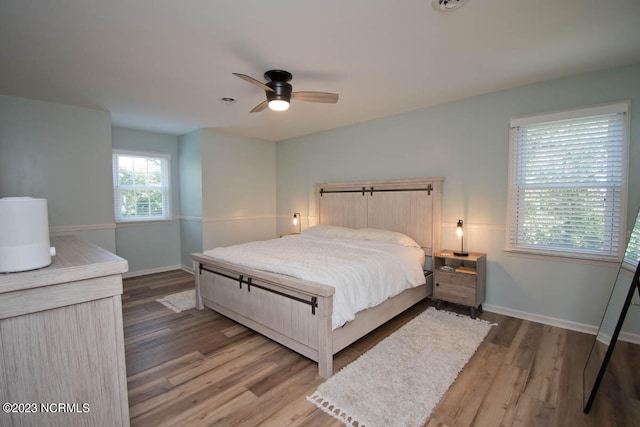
<box><xmin>113</xmin><ymin>150</ymin><xmax>171</xmax><ymax>222</ymax></box>
<box><xmin>507</xmin><ymin>103</ymin><xmax>628</xmax><ymax>261</ymax></box>
<box><xmin>624</xmin><ymin>218</ymin><xmax>640</xmax><ymax>268</ymax></box>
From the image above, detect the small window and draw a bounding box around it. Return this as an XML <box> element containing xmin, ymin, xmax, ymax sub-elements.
<box><xmin>506</xmin><ymin>102</ymin><xmax>629</xmax><ymax>261</ymax></box>
<box><xmin>112</xmin><ymin>149</ymin><xmax>171</xmax><ymax>222</ymax></box>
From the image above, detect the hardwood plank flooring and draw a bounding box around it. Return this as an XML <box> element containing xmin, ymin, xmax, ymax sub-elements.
<box><xmin>123</xmin><ymin>270</ymin><xmax>637</xmax><ymax>426</ymax></box>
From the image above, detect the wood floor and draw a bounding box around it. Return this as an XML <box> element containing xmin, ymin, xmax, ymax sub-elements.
<box><xmin>122</xmin><ymin>270</ymin><xmax>637</xmax><ymax>426</ymax></box>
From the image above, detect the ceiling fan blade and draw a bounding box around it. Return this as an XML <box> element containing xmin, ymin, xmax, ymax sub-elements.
<box><xmin>250</xmin><ymin>100</ymin><xmax>269</xmax><ymax>113</ymax></box>
<box><xmin>292</xmin><ymin>91</ymin><xmax>339</xmax><ymax>103</ymax></box>
<box><xmin>232</xmin><ymin>73</ymin><xmax>275</xmax><ymax>92</ymax></box>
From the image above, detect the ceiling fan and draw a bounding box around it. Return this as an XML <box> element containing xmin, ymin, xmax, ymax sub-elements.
<box><xmin>232</xmin><ymin>70</ymin><xmax>339</xmax><ymax>113</ymax></box>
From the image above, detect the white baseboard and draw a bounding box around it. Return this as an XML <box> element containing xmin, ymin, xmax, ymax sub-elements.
<box><xmin>482</xmin><ymin>303</ymin><xmax>599</xmax><ymax>335</ymax></box>
<box><xmin>122</xmin><ymin>264</ymin><xmax>185</xmax><ymax>278</ymax></box>
<box><xmin>484</xmin><ymin>304</ymin><xmax>640</xmax><ymax>344</ymax></box>
<box><xmin>617</xmin><ymin>331</ymin><xmax>640</xmax><ymax>345</ymax></box>
<box><xmin>181</xmin><ymin>264</ymin><xmax>195</xmax><ymax>275</ymax></box>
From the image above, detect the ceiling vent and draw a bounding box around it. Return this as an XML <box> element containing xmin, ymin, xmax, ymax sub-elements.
<box><xmin>432</xmin><ymin>0</ymin><xmax>469</xmax><ymax>11</ymax></box>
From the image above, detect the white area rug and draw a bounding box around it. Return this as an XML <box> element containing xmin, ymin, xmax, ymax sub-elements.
<box><xmin>156</xmin><ymin>289</ymin><xmax>196</xmax><ymax>313</ymax></box>
<box><xmin>307</xmin><ymin>307</ymin><xmax>495</xmax><ymax>427</ymax></box>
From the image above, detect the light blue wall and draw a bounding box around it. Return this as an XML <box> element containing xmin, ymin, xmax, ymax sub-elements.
<box><xmin>111</xmin><ymin>126</ymin><xmax>182</xmax><ymax>275</ymax></box>
<box><xmin>200</xmin><ymin>129</ymin><xmax>276</xmax><ymax>249</ymax></box>
<box><xmin>275</xmin><ymin>63</ymin><xmax>640</xmax><ymax>329</ymax></box>
<box><xmin>3</xmin><ymin>63</ymin><xmax>638</xmax><ymax>330</ymax></box>
<box><xmin>0</xmin><ymin>95</ymin><xmax>116</xmax><ymax>252</ymax></box>
<box><xmin>177</xmin><ymin>128</ymin><xmax>277</xmax><ymax>269</ymax></box>
<box><xmin>0</xmin><ymin>96</ymin><xmax>277</xmax><ymax>275</ymax></box>
<box><xmin>178</xmin><ymin>129</ymin><xmax>203</xmax><ymax>268</ymax></box>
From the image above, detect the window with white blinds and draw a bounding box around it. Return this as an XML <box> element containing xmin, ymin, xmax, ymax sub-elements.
<box><xmin>506</xmin><ymin>102</ymin><xmax>629</xmax><ymax>261</ymax></box>
<box><xmin>112</xmin><ymin>149</ymin><xmax>172</xmax><ymax>222</ymax></box>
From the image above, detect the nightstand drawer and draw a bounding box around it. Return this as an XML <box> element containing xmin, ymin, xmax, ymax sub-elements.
<box><xmin>433</xmin><ymin>271</ymin><xmax>476</xmax><ymax>306</ymax></box>
<box><xmin>434</xmin><ymin>270</ymin><xmax>476</xmax><ymax>286</ymax></box>
<box><xmin>434</xmin><ymin>282</ymin><xmax>476</xmax><ymax>305</ymax></box>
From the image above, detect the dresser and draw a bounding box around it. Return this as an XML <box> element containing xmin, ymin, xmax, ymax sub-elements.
<box><xmin>0</xmin><ymin>236</ymin><xmax>129</xmax><ymax>427</ymax></box>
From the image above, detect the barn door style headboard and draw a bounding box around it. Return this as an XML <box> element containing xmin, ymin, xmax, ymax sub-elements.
<box><xmin>313</xmin><ymin>177</ymin><xmax>443</xmax><ymax>255</ymax></box>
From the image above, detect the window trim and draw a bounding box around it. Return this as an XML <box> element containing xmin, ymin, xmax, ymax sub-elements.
<box><xmin>505</xmin><ymin>101</ymin><xmax>630</xmax><ymax>262</ymax></box>
<box><xmin>112</xmin><ymin>149</ymin><xmax>172</xmax><ymax>223</ymax></box>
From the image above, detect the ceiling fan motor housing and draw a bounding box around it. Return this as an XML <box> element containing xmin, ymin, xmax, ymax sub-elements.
<box><xmin>266</xmin><ymin>80</ymin><xmax>292</xmax><ymax>103</ymax></box>
<box><xmin>265</xmin><ymin>70</ymin><xmax>293</xmax><ymax>103</ymax></box>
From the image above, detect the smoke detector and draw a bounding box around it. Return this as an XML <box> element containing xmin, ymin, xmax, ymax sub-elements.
<box><xmin>432</xmin><ymin>0</ymin><xmax>469</xmax><ymax>11</ymax></box>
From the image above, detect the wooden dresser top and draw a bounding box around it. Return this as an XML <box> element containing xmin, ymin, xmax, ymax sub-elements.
<box><xmin>0</xmin><ymin>235</ymin><xmax>128</xmax><ymax>294</ymax></box>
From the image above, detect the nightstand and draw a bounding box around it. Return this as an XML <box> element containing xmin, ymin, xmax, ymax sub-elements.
<box><xmin>433</xmin><ymin>250</ymin><xmax>486</xmax><ymax>319</ymax></box>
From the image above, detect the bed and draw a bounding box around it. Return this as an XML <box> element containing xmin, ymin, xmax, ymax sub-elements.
<box><xmin>192</xmin><ymin>177</ymin><xmax>443</xmax><ymax>377</ymax></box>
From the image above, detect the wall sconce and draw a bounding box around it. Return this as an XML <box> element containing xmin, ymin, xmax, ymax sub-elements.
<box><xmin>454</xmin><ymin>219</ymin><xmax>468</xmax><ymax>256</ymax></box>
<box><xmin>292</xmin><ymin>213</ymin><xmax>301</xmax><ymax>233</ymax></box>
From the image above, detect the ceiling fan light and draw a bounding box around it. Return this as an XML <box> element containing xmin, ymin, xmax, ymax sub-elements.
<box><xmin>268</xmin><ymin>99</ymin><xmax>290</xmax><ymax>111</ymax></box>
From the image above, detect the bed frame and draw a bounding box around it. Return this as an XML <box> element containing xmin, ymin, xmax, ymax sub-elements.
<box><xmin>192</xmin><ymin>177</ymin><xmax>443</xmax><ymax>377</ymax></box>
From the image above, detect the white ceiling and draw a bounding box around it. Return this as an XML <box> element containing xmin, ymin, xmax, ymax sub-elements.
<box><xmin>1</xmin><ymin>0</ymin><xmax>639</xmax><ymax>141</ymax></box>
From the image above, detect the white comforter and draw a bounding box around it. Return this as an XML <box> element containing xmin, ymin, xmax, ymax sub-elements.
<box><xmin>203</xmin><ymin>234</ymin><xmax>426</xmax><ymax>329</ymax></box>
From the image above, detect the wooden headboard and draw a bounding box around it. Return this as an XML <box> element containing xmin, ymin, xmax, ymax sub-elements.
<box><xmin>313</xmin><ymin>177</ymin><xmax>443</xmax><ymax>255</ymax></box>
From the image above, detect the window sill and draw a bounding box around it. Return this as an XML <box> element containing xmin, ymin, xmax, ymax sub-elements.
<box><xmin>115</xmin><ymin>218</ymin><xmax>175</xmax><ymax>226</ymax></box>
<box><xmin>504</xmin><ymin>248</ymin><xmax>621</xmax><ymax>267</ymax></box>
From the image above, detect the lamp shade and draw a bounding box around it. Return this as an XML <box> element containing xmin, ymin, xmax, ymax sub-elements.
<box><xmin>292</xmin><ymin>213</ymin><xmax>301</xmax><ymax>232</ymax></box>
<box><xmin>454</xmin><ymin>219</ymin><xmax>468</xmax><ymax>256</ymax></box>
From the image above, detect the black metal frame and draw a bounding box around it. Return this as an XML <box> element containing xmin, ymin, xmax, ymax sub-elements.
<box><xmin>199</xmin><ymin>263</ymin><xmax>318</xmax><ymax>315</ymax></box>
<box><xmin>583</xmin><ymin>259</ymin><xmax>640</xmax><ymax>413</ymax></box>
<box><xmin>319</xmin><ymin>184</ymin><xmax>433</xmax><ymax>197</ymax></box>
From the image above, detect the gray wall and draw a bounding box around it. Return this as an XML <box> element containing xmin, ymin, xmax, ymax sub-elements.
<box><xmin>275</xmin><ymin>62</ymin><xmax>640</xmax><ymax>331</ymax></box>
<box><xmin>112</xmin><ymin>126</ymin><xmax>182</xmax><ymax>275</ymax></box>
<box><xmin>0</xmin><ymin>95</ymin><xmax>116</xmax><ymax>251</ymax></box>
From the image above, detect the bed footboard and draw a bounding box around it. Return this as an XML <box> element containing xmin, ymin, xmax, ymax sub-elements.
<box><xmin>192</xmin><ymin>255</ymin><xmax>335</xmax><ymax>377</ymax></box>
<box><xmin>191</xmin><ymin>255</ymin><xmax>431</xmax><ymax>378</ymax></box>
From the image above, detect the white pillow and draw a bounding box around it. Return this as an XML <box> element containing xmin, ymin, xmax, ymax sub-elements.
<box><xmin>347</xmin><ymin>228</ymin><xmax>421</xmax><ymax>248</ymax></box>
<box><xmin>302</xmin><ymin>224</ymin><xmax>355</xmax><ymax>239</ymax></box>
